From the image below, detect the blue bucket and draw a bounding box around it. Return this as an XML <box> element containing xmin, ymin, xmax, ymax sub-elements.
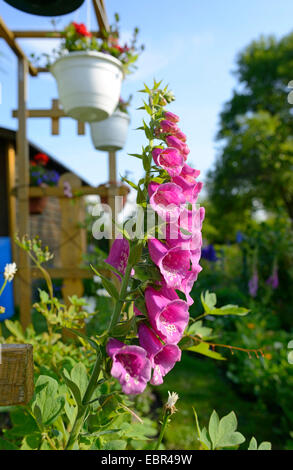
<box><xmin>0</xmin><ymin>237</ymin><xmax>15</xmax><ymax>320</ymax></box>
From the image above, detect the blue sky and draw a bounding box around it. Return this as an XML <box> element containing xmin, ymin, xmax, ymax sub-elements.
<box><xmin>1</xmin><ymin>0</ymin><xmax>293</xmax><ymax>186</ymax></box>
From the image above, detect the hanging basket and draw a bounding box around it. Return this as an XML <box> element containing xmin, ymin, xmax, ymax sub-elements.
<box><xmin>50</xmin><ymin>51</ymin><xmax>123</xmax><ymax>122</ymax></box>
<box><xmin>29</xmin><ymin>196</ymin><xmax>47</xmax><ymax>215</ymax></box>
<box><xmin>90</xmin><ymin>110</ymin><xmax>130</xmax><ymax>151</ymax></box>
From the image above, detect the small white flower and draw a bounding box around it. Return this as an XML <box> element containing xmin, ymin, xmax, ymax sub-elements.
<box><xmin>4</xmin><ymin>262</ymin><xmax>17</xmax><ymax>282</ymax></box>
<box><xmin>166</xmin><ymin>391</ymin><xmax>179</xmax><ymax>413</ymax></box>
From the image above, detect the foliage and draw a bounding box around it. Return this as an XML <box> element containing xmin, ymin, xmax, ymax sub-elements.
<box><xmin>207</xmin><ymin>31</ymin><xmax>293</xmax><ymax>228</ymax></box>
<box><xmin>194</xmin><ymin>409</ymin><xmax>271</xmax><ymax>450</ymax></box>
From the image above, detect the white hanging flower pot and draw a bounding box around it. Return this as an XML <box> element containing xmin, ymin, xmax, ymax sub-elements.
<box><xmin>90</xmin><ymin>110</ymin><xmax>130</xmax><ymax>151</ymax></box>
<box><xmin>50</xmin><ymin>51</ymin><xmax>123</xmax><ymax>122</ymax></box>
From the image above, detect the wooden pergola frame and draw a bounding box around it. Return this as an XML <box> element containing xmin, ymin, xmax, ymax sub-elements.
<box><xmin>0</xmin><ymin>0</ymin><xmax>123</xmax><ymax>328</ymax></box>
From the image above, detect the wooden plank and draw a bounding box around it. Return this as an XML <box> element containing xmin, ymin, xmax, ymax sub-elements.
<box><xmin>92</xmin><ymin>0</ymin><xmax>110</xmax><ymax>35</ymax></box>
<box><xmin>0</xmin><ymin>344</ymin><xmax>34</xmax><ymax>406</ymax></box>
<box><xmin>25</xmin><ymin>185</ymin><xmax>129</xmax><ymax>198</ymax></box>
<box><xmin>31</xmin><ymin>267</ymin><xmax>94</xmax><ymax>279</ymax></box>
<box><xmin>12</xmin><ymin>30</ymin><xmax>102</xmax><ymax>38</ymax></box>
<box><xmin>12</xmin><ymin>108</ymin><xmax>66</xmax><ymax>119</ymax></box>
<box><xmin>16</xmin><ymin>58</ymin><xmax>32</xmax><ymax>329</ymax></box>
<box><xmin>59</xmin><ymin>173</ymin><xmax>86</xmax><ymax>305</ymax></box>
<box><xmin>0</xmin><ymin>17</ymin><xmax>37</xmax><ymax>76</ymax></box>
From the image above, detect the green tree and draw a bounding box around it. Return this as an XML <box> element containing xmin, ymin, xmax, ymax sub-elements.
<box><xmin>207</xmin><ymin>32</ymin><xmax>293</xmax><ymax>236</ymax></box>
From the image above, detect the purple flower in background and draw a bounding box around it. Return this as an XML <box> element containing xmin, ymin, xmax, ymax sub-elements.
<box><xmin>266</xmin><ymin>265</ymin><xmax>279</xmax><ymax>290</ymax></box>
<box><xmin>201</xmin><ymin>244</ymin><xmax>218</xmax><ymax>262</ymax></box>
<box><xmin>236</xmin><ymin>231</ymin><xmax>244</xmax><ymax>244</ymax></box>
<box><xmin>248</xmin><ymin>270</ymin><xmax>259</xmax><ymax>297</ymax></box>
<box><xmin>106</xmin><ymin>338</ymin><xmax>151</xmax><ymax>395</ymax></box>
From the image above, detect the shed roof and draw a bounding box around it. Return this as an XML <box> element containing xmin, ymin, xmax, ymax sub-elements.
<box><xmin>0</xmin><ymin>126</ymin><xmax>89</xmax><ymax>185</ymax></box>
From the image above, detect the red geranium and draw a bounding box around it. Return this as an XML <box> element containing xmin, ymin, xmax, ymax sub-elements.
<box><xmin>72</xmin><ymin>22</ymin><xmax>92</xmax><ymax>38</ymax></box>
<box><xmin>34</xmin><ymin>152</ymin><xmax>49</xmax><ymax>166</ymax></box>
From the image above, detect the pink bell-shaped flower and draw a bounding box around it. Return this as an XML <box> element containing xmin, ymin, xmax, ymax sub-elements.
<box><xmin>138</xmin><ymin>323</ymin><xmax>181</xmax><ymax>385</ymax></box>
<box><xmin>144</xmin><ymin>286</ymin><xmax>189</xmax><ymax>344</ymax></box>
<box><xmin>107</xmin><ymin>338</ymin><xmax>152</xmax><ymax>395</ymax></box>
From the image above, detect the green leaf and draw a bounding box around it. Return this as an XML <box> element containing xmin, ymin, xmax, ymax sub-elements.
<box><xmin>70</xmin><ymin>363</ymin><xmax>88</xmax><ymax>399</ymax></box>
<box><xmin>111</xmin><ymin>317</ymin><xmax>136</xmax><ymax>338</ymax></box>
<box><xmin>193</xmin><ymin>408</ymin><xmax>211</xmax><ymax>450</ymax></box>
<box><xmin>201</xmin><ymin>291</ymin><xmax>217</xmax><ymax>313</ymax></box>
<box><xmin>208</xmin><ymin>410</ymin><xmax>245</xmax><ymax>449</ymax></box>
<box><xmin>32</xmin><ymin>376</ymin><xmax>65</xmax><ymax>428</ymax></box>
<box><xmin>187</xmin><ymin>321</ymin><xmax>213</xmax><ymax>339</ymax></box>
<box><xmin>187</xmin><ymin>342</ymin><xmax>226</xmax><ymax>361</ymax></box>
<box><xmin>103</xmin><ymin>440</ymin><xmax>127</xmax><ymax>450</ymax></box>
<box><xmin>90</xmin><ymin>265</ymin><xmax>119</xmax><ymax>300</ymax></box>
<box><xmin>62</xmin><ymin>327</ymin><xmax>100</xmax><ymax>352</ymax></box>
<box><xmin>211</xmin><ymin>305</ymin><xmax>250</xmax><ymax>316</ymax></box>
<box><xmin>248</xmin><ymin>437</ymin><xmax>271</xmax><ymax>450</ymax></box>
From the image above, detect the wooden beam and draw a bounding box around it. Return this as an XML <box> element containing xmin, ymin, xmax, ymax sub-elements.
<box><xmin>24</xmin><ymin>185</ymin><xmax>129</xmax><ymax>198</ymax></box>
<box><xmin>13</xmin><ymin>99</ymin><xmax>86</xmax><ymax>136</ymax></box>
<box><xmin>12</xmin><ymin>30</ymin><xmax>102</xmax><ymax>38</ymax></box>
<box><xmin>92</xmin><ymin>0</ymin><xmax>110</xmax><ymax>36</ymax></box>
<box><xmin>16</xmin><ymin>57</ymin><xmax>32</xmax><ymax>329</ymax></box>
<box><xmin>31</xmin><ymin>267</ymin><xmax>94</xmax><ymax>279</ymax></box>
<box><xmin>0</xmin><ymin>17</ymin><xmax>38</xmax><ymax>76</ymax></box>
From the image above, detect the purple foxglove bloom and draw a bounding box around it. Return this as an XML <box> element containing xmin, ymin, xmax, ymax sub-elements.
<box><xmin>107</xmin><ymin>338</ymin><xmax>151</xmax><ymax>395</ymax></box>
<box><xmin>138</xmin><ymin>323</ymin><xmax>181</xmax><ymax>385</ymax></box>
<box><xmin>145</xmin><ymin>286</ymin><xmax>189</xmax><ymax>344</ymax></box>
<box><xmin>148</xmin><ymin>238</ymin><xmax>191</xmax><ymax>289</ymax></box>
<box><xmin>172</xmin><ymin>176</ymin><xmax>203</xmax><ymax>203</ymax></box>
<box><xmin>148</xmin><ymin>181</ymin><xmax>186</xmax><ymax>222</ymax></box>
<box><xmin>166</xmin><ymin>135</ymin><xmax>185</xmax><ymax>153</ymax></box>
<box><xmin>181</xmin><ymin>266</ymin><xmax>202</xmax><ymax>305</ymax></box>
<box><xmin>180</xmin><ymin>164</ymin><xmax>200</xmax><ymax>183</ymax></box>
<box><xmin>266</xmin><ymin>266</ymin><xmax>279</xmax><ymax>289</ymax></box>
<box><xmin>202</xmin><ymin>244</ymin><xmax>218</xmax><ymax>262</ymax></box>
<box><xmin>164</xmin><ymin>111</ymin><xmax>180</xmax><ymax>123</ymax></box>
<box><xmin>152</xmin><ymin>147</ymin><xmax>184</xmax><ymax>177</ymax></box>
<box><xmin>105</xmin><ymin>237</ymin><xmax>130</xmax><ymax>280</ymax></box>
<box><xmin>248</xmin><ymin>271</ymin><xmax>258</xmax><ymax>297</ymax></box>
<box><xmin>160</xmin><ymin>120</ymin><xmax>180</xmax><ymax>135</ymax></box>
<box><xmin>174</xmin><ymin>130</ymin><xmax>187</xmax><ymax>142</ymax></box>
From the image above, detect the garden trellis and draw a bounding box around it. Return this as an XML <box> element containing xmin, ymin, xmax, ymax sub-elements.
<box><xmin>0</xmin><ymin>0</ymin><xmax>125</xmax><ymax>330</ymax></box>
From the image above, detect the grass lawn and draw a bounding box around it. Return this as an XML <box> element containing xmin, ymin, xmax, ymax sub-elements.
<box><xmin>157</xmin><ymin>352</ymin><xmax>278</xmax><ymax>450</ymax></box>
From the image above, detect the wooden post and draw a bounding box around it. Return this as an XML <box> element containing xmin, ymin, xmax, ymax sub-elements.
<box><xmin>6</xmin><ymin>142</ymin><xmax>18</xmax><ymax>304</ymax></box>
<box><xmin>59</xmin><ymin>173</ymin><xmax>86</xmax><ymax>305</ymax></box>
<box><xmin>16</xmin><ymin>58</ymin><xmax>31</xmax><ymax>329</ymax></box>
<box><xmin>0</xmin><ymin>344</ymin><xmax>34</xmax><ymax>406</ymax></box>
<box><xmin>108</xmin><ymin>150</ymin><xmax>117</xmax><ymax>246</ymax></box>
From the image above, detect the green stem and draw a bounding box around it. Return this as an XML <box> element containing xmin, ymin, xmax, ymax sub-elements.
<box><xmin>65</xmin><ymin>259</ymin><xmax>134</xmax><ymax>450</ymax></box>
<box><xmin>108</xmin><ymin>262</ymin><xmax>133</xmax><ymax>333</ymax></box>
<box><xmin>154</xmin><ymin>409</ymin><xmax>170</xmax><ymax>450</ymax></box>
<box><xmin>0</xmin><ymin>279</ymin><xmax>7</xmax><ymax>297</ymax></box>
<box><xmin>65</xmin><ymin>352</ymin><xmax>102</xmax><ymax>450</ymax></box>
